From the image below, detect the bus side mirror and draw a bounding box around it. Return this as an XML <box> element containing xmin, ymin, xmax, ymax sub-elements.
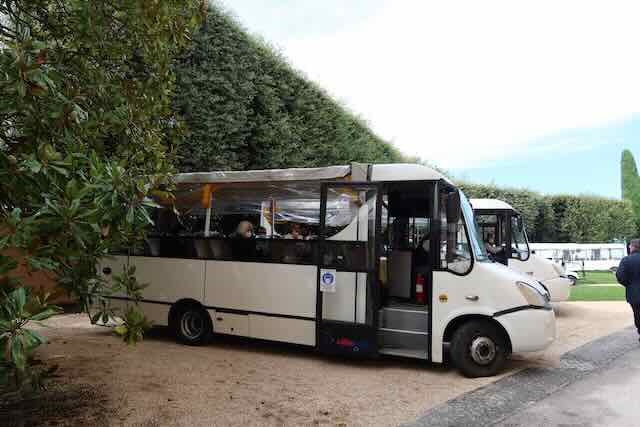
<box><xmin>446</xmin><ymin>192</ymin><xmax>461</xmax><ymax>224</ymax></box>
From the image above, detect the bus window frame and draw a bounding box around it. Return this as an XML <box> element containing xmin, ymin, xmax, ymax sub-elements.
<box><xmin>436</xmin><ymin>183</ymin><xmax>475</xmax><ymax>276</ymax></box>
<box><xmin>474</xmin><ymin>208</ymin><xmax>531</xmax><ymax>263</ymax></box>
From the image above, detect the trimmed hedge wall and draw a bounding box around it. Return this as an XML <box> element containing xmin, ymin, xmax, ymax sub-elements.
<box><xmin>172</xmin><ymin>5</ymin><xmax>403</xmax><ymax>172</ymax></box>
<box><xmin>461</xmin><ymin>182</ymin><xmax>636</xmax><ymax>243</ymax></box>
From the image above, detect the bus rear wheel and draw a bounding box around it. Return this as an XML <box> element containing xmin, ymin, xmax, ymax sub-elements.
<box><xmin>172</xmin><ymin>305</ymin><xmax>212</xmax><ymax>346</ymax></box>
<box><xmin>450</xmin><ymin>320</ymin><xmax>508</xmax><ymax>378</ymax></box>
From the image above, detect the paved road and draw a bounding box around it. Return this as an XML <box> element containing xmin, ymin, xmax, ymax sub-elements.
<box><xmin>407</xmin><ymin>327</ymin><xmax>638</xmax><ymax>427</ymax></box>
<box><xmin>497</xmin><ymin>345</ymin><xmax>640</xmax><ymax>427</ymax></box>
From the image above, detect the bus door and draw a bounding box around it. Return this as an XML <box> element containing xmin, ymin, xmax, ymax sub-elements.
<box><xmin>317</xmin><ymin>183</ymin><xmax>381</xmax><ymax>356</ymax></box>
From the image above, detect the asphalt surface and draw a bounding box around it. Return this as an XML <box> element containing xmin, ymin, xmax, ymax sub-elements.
<box><xmin>497</xmin><ymin>345</ymin><xmax>640</xmax><ymax>427</ymax></box>
<box><xmin>406</xmin><ymin>326</ymin><xmax>639</xmax><ymax>427</ymax></box>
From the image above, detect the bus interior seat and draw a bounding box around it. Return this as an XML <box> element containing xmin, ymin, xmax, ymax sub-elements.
<box><xmin>388</xmin><ymin>250</ymin><xmax>412</xmax><ymax>299</ymax></box>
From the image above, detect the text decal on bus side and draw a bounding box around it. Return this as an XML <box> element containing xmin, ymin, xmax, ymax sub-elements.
<box><xmin>320</xmin><ymin>269</ymin><xmax>337</xmax><ymax>293</ymax></box>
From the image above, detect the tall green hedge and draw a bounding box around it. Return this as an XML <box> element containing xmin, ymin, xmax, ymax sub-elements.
<box><xmin>460</xmin><ymin>183</ymin><xmax>636</xmax><ymax>243</ymax></box>
<box><xmin>172</xmin><ymin>5</ymin><xmax>403</xmax><ymax>172</ymax></box>
<box><xmin>621</xmin><ymin>149</ymin><xmax>640</xmax><ymax>231</ymax></box>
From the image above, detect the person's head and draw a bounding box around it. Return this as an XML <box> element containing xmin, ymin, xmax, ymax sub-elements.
<box><xmin>290</xmin><ymin>223</ymin><xmax>302</xmax><ymax>237</ymax></box>
<box><xmin>630</xmin><ymin>239</ymin><xmax>640</xmax><ymax>254</ymax></box>
<box><xmin>236</xmin><ymin>220</ymin><xmax>254</xmax><ymax>238</ymax></box>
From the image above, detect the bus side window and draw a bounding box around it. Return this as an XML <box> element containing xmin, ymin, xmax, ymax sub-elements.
<box><xmin>208</xmin><ymin>183</ymin><xmax>322</xmax><ymax>264</ymax></box>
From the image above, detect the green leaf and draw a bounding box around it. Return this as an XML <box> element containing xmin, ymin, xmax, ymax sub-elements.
<box><xmin>11</xmin><ymin>337</ymin><xmax>26</xmax><ymax>371</ymax></box>
<box><xmin>126</xmin><ymin>206</ymin><xmax>135</xmax><ymax>224</ymax></box>
<box><xmin>26</xmin><ymin>257</ymin><xmax>59</xmax><ymax>272</ymax></box>
<box><xmin>29</xmin><ymin>307</ymin><xmax>62</xmax><ymax>322</ymax></box>
<box><xmin>12</xmin><ymin>287</ymin><xmax>27</xmax><ymax>314</ymax></box>
<box><xmin>49</xmin><ymin>164</ymin><xmax>70</xmax><ymax>177</ymax></box>
<box><xmin>23</xmin><ymin>329</ymin><xmax>47</xmax><ymax>350</ymax></box>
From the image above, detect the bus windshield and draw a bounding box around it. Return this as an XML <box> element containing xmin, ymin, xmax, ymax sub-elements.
<box><xmin>460</xmin><ymin>192</ymin><xmax>489</xmax><ymax>262</ymax></box>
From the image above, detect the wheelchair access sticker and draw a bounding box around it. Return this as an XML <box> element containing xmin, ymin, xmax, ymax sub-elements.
<box><xmin>320</xmin><ymin>269</ymin><xmax>337</xmax><ymax>293</ymax></box>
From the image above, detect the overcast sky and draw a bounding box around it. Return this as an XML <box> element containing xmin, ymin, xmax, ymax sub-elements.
<box><xmin>218</xmin><ymin>0</ymin><xmax>640</xmax><ymax>198</ymax></box>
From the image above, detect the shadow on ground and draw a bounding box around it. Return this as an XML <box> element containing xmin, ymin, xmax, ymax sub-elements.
<box><xmin>0</xmin><ymin>382</ymin><xmax>114</xmax><ymax>427</ymax></box>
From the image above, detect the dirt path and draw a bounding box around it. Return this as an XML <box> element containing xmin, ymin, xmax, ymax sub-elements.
<box><xmin>6</xmin><ymin>301</ymin><xmax>633</xmax><ymax>426</ymax></box>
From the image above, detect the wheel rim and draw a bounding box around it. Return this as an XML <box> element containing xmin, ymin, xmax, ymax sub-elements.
<box><xmin>180</xmin><ymin>310</ymin><xmax>204</xmax><ymax>340</ymax></box>
<box><xmin>470</xmin><ymin>336</ymin><xmax>496</xmax><ymax>365</ymax></box>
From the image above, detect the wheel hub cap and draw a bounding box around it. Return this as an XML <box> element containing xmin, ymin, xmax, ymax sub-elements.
<box><xmin>470</xmin><ymin>336</ymin><xmax>496</xmax><ymax>365</ymax></box>
<box><xmin>181</xmin><ymin>311</ymin><xmax>204</xmax><ymax>339</ymax></box>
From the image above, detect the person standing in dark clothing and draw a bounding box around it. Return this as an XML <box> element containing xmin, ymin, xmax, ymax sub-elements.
<box><xmin>616</xmin><ymin>239</ymin><xmax>640</xmax><ymax>342</ymax></box>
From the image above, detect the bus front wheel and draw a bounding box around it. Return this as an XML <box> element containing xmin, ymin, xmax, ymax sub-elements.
<box><xmin>172</xmin><ymin>304</ymin><xmax>212</xmax><ymax>346</ymax></box>
<box><xmin>450</xmin><ymin>320</ymin><xmax>508</xmax><ymax>378</ymax></box>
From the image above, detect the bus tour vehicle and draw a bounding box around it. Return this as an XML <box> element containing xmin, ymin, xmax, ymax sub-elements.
<box><xmin>529</xmin><ymin>242</ymin><xmax>626</xmax><ymax>275</ymax></box>
<box><xmin>471</xmin><ymin>199</ymin><xmax>572</xmax><ymax>302</ymax></box>
<box><xmin>100</xmin><ymin>163</ymin><xmax>555</xmax><ymax>377</ymax></box>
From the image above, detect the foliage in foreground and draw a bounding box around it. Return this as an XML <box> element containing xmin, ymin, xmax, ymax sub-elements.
<box><xmin>0</xmin><ymin>287</ymin><xmax>60</xmax><ymax>393</ymax></box>
<box><xmin>0</xmin><ymin>0</ymin><xmax>204</xmax><ymax>393</ymax></box>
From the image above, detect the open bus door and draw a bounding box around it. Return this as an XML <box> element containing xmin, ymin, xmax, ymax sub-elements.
<box><xmin>316</xmin><ymin>182</ymin><xmax>381</xmax><ymax>356</ymax></box>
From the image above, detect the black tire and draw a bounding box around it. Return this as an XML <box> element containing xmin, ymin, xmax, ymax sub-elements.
<box><xmin>172</xmin><ymin>304</ymin><xmax>212</xmax><ymax>346</ymax></box>
<box><xmin>450</xmin><ymin>320</ymin><xmax>508</xmax><ymax>378</ymax></box>
<box><xmin>568</xmin><ymin>275</ymin><xmax>577</xmax><ymax>286</ymax></box>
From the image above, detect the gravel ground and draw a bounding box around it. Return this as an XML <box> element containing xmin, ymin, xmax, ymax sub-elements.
<box><xmin>13</xmin><ymin>301</ymin><xmax>634</xmax><ymax>426</ymax></box>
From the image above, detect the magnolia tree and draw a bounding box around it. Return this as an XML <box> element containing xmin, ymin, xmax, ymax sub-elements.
<box><xmin>0</xmin><ymin>0</ymin><xmax>204</xmax><ymax>393</ymax></box>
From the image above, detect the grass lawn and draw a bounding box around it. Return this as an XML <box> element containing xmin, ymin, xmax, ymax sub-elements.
<box><xmin>570</xmin><ymin>270</ymin><xmax>624</xmax><ymax>301</ymax></box>
<box><xmin>570</xmin><ymin>285</ymin><xmax>625</xmax><ymax>301</ymax></box>
<box><xmin>575</xmin><ymin>270</ymin><xmax>618</xmax><ymax>285</ymax></box>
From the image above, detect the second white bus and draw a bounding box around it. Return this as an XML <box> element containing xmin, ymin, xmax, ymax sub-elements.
<box><xmin>471</xmin><ymin>198</ymin><xmax>572</xmax><ymax>302</ymax></box>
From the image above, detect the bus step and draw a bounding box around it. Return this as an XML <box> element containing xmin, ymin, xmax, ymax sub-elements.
<box><xmin>379</xmin><ymin>306</ymin><xmax>428</xmax><ymax>333</ymax></box>
<box><xmin>378</xmin><ymin>327</ymin><xmax>429</xmax><ymax>351</ymax></box>
<box><xmin>379</xmin><ymin>348</ymin><xmax>428</xmax><ymax>360</ymax></box>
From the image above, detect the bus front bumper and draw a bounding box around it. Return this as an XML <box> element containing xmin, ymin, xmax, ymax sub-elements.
<box><xmin>543</xmin><ymin>276</ymin><xmax>572</xmax><ymax>302</ymax></box>
<box><xmin>496</xmin><ymin>307</ymin><xmax>556</xmax><ymax>353</ymax></box>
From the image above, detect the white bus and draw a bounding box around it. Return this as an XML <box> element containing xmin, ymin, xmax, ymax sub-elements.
<box><xmin>471</xmin><ymin>199</ymin><xmax>572</xmax><ymax>302</ymax></box>
<box><xmin>529</xmin><ymin>242</ymin><xmax>626</xmax><ymax>273</ymax></box>
<box><xmin>100</xmin><ymin>164</ymin><xmax>555</xmax><ymax>377</ymax></box>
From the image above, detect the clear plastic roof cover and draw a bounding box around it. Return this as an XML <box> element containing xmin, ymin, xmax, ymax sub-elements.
<box><xmin>209</xmin><ymin>183</ymin><xmax>361</xmax><ymax>227</ymax></box>
<box><xmin>156</xmin><ymin>181</ymin><xmax>368</xmax><ymax>229</ymax></box>
<box><xmin>173</xmin><ymin>165</ymin><xmax>352</xmax><ymax>184</ymax></box>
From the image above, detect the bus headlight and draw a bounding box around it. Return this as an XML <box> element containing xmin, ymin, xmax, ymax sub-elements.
<box><xmin>516</xmin><ymin>281</ymin><xmax>549</xmax><ymax>308</ymax></box>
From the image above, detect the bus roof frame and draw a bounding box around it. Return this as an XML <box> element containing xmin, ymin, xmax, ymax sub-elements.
<box><xmin>173</xmin><ymin>163</ymin><xmax>452</xmax><ymax>186</ymax></box>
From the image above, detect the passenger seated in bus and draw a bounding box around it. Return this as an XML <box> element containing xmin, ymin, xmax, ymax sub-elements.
<box><xmin>284</xmin><ymin>223</ymin><xmax>304</xmax><ymax>240</ymax></box>
<box><xmin>233</xmin><ymin>220</ymin><xmax>254</xmax><ymax>239</ymax></box>
<box><xmin>485</xmin><ymin>233</ymin><xmax>508</xmax><ymax>264</ymax></box>
<box><xmin>302</xmin><ymin>224</ymin><xmax>318</xmax><ymax>240</ymax></box>
<box><xmin>231</xmin><ymin>220</ymin><xmax>257</xmax><ymax>260</ymax></box>
<box><xmin>485</xmin><ymin>233</ymin><xmax>502</xmax><ymax>255</ymax></box>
